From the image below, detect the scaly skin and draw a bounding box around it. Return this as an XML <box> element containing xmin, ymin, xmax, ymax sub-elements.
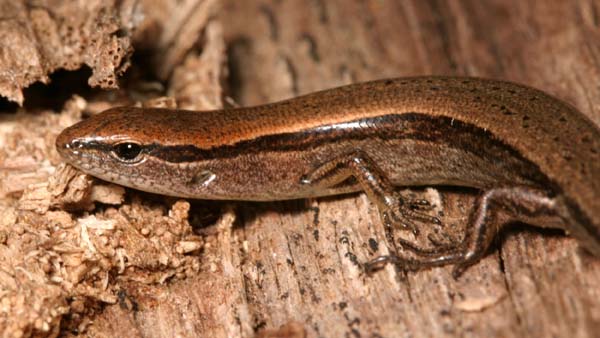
<box><xmin>56</xmin><ymin>77</ymin><xmax>600</xmax><ymax>276</ymax></box>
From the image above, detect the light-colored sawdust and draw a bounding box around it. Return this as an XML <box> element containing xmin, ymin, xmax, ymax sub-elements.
<box><xmin>0</xmin><ymin>0</ymin><xmax>223</xmax><ymax>336</ymax></box>
<box><xmin>0</xmin><ymin>95</ymin><xmax>205</xmax><ymax>337</ymax></box>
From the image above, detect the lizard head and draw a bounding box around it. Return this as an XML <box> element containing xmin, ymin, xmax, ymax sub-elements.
<box><xmin>56</xmin><ymin>107</ymin><xmax>219</xmax><ymax>198</ymax></box>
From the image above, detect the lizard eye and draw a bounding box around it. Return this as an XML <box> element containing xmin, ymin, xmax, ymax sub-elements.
<box><xmin>112</xmin><ymin>142</ymin><xmax>143</xmax><ymax>162</ymax></box>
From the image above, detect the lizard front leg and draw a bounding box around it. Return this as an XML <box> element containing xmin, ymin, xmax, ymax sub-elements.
<box><xmin>301</xmin><ymin>151</ymin><xmax>441</xmax><ymax>240</ymax></box>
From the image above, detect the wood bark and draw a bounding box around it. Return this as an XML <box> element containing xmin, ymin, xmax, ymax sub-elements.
<box><xmin>214</xmin><ymin>1</ymin><xmax>600</xmax><ymax>337</ymax></box>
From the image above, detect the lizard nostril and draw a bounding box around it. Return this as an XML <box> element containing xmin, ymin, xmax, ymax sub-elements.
<box><xmin>70</xmin><ymin>140</ymin><xmax>83</xmax><ymax>149</ymax></box>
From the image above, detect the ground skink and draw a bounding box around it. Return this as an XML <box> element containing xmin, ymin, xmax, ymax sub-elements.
<box><xmin>56</xmin><ymin>76</ymin><xmax>600</xmax><ymax>277</ymax></box>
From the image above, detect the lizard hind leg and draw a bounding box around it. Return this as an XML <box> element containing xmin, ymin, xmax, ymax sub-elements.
<box><xmin>366</xmin><ymin>186</ymin><xmax>564</xmax><ymax>278</ymax></box>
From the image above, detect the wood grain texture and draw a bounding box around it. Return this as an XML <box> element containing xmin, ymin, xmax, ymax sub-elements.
<box><xmin>83</xmin><ymin>1</ymin><xmax>600</xmax><ymax>337</ymax></box>
<box><xmin>217</xmin><ymin>1</ymin><xmax>600</xmax><ymax>337</ymax></box>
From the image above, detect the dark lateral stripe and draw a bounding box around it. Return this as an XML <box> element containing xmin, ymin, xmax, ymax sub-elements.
<box><xmin>145</xmin><ymin>112</ymin><xmax>548</xmax><ymax>183</ymax></box>
<box><xmin>146</xmin><ymin>113</ymin><xmax>456</xmax><ymax>161</ymax></box>
<box><xmin>145</xmin><ymin>113</ymin><xmax>510</xmax><ymax>156</ymax></box>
